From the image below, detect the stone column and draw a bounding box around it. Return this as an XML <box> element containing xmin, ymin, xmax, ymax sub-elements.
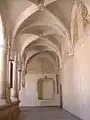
<box><xmin>8</xmin><ymin>60</ymin><xmax>13</xmax><ymax>88</ymax></box>
<box><xmin>6</xmin><ymin>60</ymin><xmax>13</xmax><ymax>103</ymax></box>
<box><xmin>17</xmin><ymin>70</ymin><xmax>22</xmax><ymax>91</ymax></box>
<box><xmin>0</xmin><ymin>45</ymin><xmax>7</xmax><ymax>105</ymax></box>
<box><xmin>11</xmin><ymin>58</ymin><xmax>19</xmax><ymax>101</ymax></box>
<box><xmin>17</xmin><ymin>59</ymin><xmax>22</xmax><ymax>91</ymax></box>
<box><xmin>0</xmin><ymin>15</ymin><xmax>8</xmax><ymax>105</ymax></box>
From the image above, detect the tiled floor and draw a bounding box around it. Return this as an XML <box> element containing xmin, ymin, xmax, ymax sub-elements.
<box><xmin>19</xmin><ymin>107</ymin><xmax>81</xmax><ymax>120</ymax></box>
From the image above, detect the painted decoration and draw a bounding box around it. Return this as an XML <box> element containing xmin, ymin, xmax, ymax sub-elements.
<box><xmin>81</xmin><ymin>2</ymin><xmax>89</xmax><ymax>30</ymax></box>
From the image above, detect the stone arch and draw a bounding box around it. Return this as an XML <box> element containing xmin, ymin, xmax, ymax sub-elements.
<box><xmin>25</xmin><ymin>50</ymin><xmax>59</xmax><ymax>73</ymax></box>
<box><xmin>11</xmin><ymin>5</ymin><xmax>69</xmax><ymax>41</ymax></box>
<box><xmin>17</xmin><ymin>33</ymin><xmax>62</xmax><ymax>71</ymax></box>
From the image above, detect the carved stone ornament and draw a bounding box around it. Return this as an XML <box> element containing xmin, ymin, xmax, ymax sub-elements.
<box><xmin>22</xmin><ymin>69</ymin><xmax>26</xmax><ymax>88</ymax></box>
<box><xmin>81</xmin><ymin>2</ymin><xmax>89</xmax><ymax>30</ymax></box>
<box><xmin>39</xmin><ymin>3</ymin><xmax>45</xmax><ymax>11</ymax></box>
<box><xmin>73</xmin><ymin>15</ymin><xmax>78</xmax><ymax>44</ymax></box>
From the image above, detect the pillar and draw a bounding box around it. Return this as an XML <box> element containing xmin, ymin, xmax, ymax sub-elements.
<box><xmin>8</xmin><ymin>60</ymin><xmax>13</xmax><ymax>89</ymax></box>
<box><xmin>0</xmin><ymin>45</ymin><xmax>8</xmax><ymax>105</ymax></box>
<box><xmin>6</xmin><ymin>60</ymin><xmax>13</xmax><ymax>103</ymax></box>
<box><xmin>5</xmin><ymin>67</ymin><xmax>11</xmax><ymax>103</ymax></box>
<box><xmin>10</xmin><ymin>58</ymin><xmax>19</xmax><ymax>101</ymax></box>
<box><xmin>17</xmin><ymin>70</ymin><xmax>22</xmax><ymax>91</ymax></box>
<box><xmin>22</xmin><ymin>65</ymin><xmax>26</xmax><ymax>88</ymax></box>
<box><xmin>17</xmin><ymin>59</ymin><xmax>22</xmax><ymax>91</ymax></box>
<box><xmin>0</xmin><ymin>15</ymin><xmax>8</xmax><ymax>105</ymax></box>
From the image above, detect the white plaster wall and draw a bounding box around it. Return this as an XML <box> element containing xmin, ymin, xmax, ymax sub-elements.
<box><xmin>20</xmin><ymin>74</ymin><xmax>60</xmax><ymax>107</ymax></box>
<box><xmin>62</xmin><ymin>36</ymin><xmax>90</xmax><ymax>120</ymax></box>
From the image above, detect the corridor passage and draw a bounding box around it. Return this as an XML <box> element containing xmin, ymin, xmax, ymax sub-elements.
<box><xmin>19</xmin><ymin>107</ymin><xmax>81</xmax><ymax>120</ymax></box>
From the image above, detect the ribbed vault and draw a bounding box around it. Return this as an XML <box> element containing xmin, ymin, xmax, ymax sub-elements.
<box><xmin>0</xmin><ymin>0</ymin><xmax>78</xmax><ymax>72</ymax></box>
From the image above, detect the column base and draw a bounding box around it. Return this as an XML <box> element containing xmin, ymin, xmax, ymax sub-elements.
<box><xmin>10</xmin><ymin>88</ymin><xmax>19</xmax><ymax>102</ymax></box>
<box><xmin>6</xmin><ymin>98</ymin><xmax>11</xmax><ymax>104</ymax></box>
<box><xmin>11</xmin><ymin>97</ymin><xmax>18</xmax><ymax>102</ymax></box>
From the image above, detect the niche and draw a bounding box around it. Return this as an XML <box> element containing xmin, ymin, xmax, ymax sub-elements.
<box><xmin>37</xmin><ymin>76</ymin><xmax>55</xmax><ymax>100</ymax></box>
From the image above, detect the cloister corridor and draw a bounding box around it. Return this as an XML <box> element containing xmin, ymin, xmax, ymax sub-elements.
<box><xmin>0</xmin><ymin>0</ymin><xmax>90</xmax><ymax>120</ymax></box>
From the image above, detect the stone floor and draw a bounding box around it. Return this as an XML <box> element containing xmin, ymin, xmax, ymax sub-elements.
<box><xmin>19</xmin><ymin>107</ymin><xmax>81</xmax><ymax>120</ymax></box>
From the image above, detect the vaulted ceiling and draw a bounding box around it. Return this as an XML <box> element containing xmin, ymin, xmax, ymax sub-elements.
<box><xmin>1</xmin><ymin>0</ymin><xmax>80</xmax><ymax>71</ymax></box>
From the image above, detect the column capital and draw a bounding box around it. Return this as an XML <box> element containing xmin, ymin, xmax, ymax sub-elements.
<box><xmin>67</xmin><ymin>51</ymin><xmax>74</xmax><ymax>56</ymax></box>
<box><xmin>38</xmin><ymin>3</ymin><xmax>45</xmax><ymax>11</ymax></box>
<box><xmin>9</xmin><ymin>59</ymin><xmax>14</xmax><ymax>61</ymax></box>
<box><xmin>18</xmin><ymin>69</ymin><xmax>22</xmax><ymax>72</ymax></box>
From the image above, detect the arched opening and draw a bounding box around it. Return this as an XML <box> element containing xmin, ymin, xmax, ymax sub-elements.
<box><xmin>19</xmin><ymin>51</ymin><xmax>61</xmax><ymax>107</ymax></box>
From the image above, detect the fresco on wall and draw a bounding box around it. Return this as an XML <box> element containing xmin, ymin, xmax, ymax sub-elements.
<box><xmin>73</xmin><ymin>15</ymin><xmax>79</xmax><ymax>44</ymax></box>
<box><xmin>81</xmin><ymin>2</ymin><xmax>89</xmax><ymax>30</ymax></box>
